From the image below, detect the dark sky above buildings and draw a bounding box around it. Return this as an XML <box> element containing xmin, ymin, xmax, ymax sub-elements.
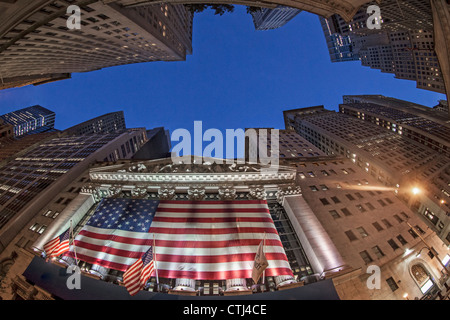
<box><xmin>0</xmin><ymin>7</ymin><xmax>446</xmax><ymax>136</ymax></box>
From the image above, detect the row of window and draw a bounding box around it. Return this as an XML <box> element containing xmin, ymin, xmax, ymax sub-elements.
<box><xmin>356</xmin><ymin>225</ymin><xmax>426</xmax><ymax>265</ymax></box>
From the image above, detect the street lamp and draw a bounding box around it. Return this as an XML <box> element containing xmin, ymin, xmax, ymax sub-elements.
<box><xmin>407</xmin><ymin>222</ymin><xmax>450</xmax><ymax>276</ymax></box>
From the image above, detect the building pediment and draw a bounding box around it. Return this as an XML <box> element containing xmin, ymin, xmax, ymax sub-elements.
<box><xmin>88</xmin><ymin>157</ymin><xmax>297</xmax><ymax>186</ymax></box>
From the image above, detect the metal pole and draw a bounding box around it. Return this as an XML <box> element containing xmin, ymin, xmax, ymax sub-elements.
<box><xmin>407</xmin><ymin>221</ymin><xmax>450</xmax><ymax>275</ymax></box>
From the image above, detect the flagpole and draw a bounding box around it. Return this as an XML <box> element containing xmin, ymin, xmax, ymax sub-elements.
<box><xmin>262</xmin><ymin>232</ymin><xmax>266</xmax><ymax>287</ymax></box>
<box><xmin>69</xmin><ymin>220</ymin><xmax>79</xmax><ymax>265</ymax></box>
<box><xmin>153</xmin><ymin>234</ymin><xmax>160</xmax><ymax>292</ymax></box>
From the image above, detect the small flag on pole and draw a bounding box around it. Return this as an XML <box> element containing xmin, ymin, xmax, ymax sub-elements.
<box><xmin>43</xmin><ymin>228</ymin><xmax>71</xmax><ymax>259</ymax></box>
<box><xmin>252</xmin><ymin>237</ymin><xmax>269</xmax><ymax>284</ymax></box>
<box><xmin>123</xmin><ymin>246</ymin><xmax>155</xmax><ymax>296</ymax></box>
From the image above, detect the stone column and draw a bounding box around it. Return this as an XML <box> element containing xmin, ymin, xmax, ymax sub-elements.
<box><xmin>274</xmin><ymin>274</ymin><xmax>297</xmax><ymax>287</ymax></box>
<box><xmin>174</xmin><ymin>278</ymin><xmax>196</xmax><ymax>291</ymax></box>
<box><xmin>226</xmin><ymin>278</ymin><xmax>248</xmax><ymax>291</ymax></box>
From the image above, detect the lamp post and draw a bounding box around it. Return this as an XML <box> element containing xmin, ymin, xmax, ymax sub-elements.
<box><xmin>407</xmin><ymin>221</ymin><xmax>450</xmax><ymax>276</ymax></box>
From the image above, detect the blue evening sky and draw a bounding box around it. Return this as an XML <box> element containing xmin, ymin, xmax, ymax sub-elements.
<box><xmin>0</xmin><ymin>7</ymin><xmax>445</xmax><ymax>138</ymax></box>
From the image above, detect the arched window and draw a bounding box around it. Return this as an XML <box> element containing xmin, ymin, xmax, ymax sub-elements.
<box><xmin>411</xmin><ymin>264</ymin><xmax>429</xmax><ymax>285</ymax></box>
<box><xmin>410</xmin><ymin>263</ymin><xmax>434</xmax><ymax>294</ymax></box>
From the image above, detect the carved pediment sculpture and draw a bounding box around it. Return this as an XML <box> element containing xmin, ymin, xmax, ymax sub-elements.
<box><xmin>158</xmin><ymin>185</ymin><xmax>176</xmax><ymax>200</ymax></box>
<box><xmin>218</xmin><ymin>185</ymin><xmax>237</xmax><ymax>201</ymax></box>
<box><xmin>247</xmin><ymin>185</ymin><xmax>267</xmax><ymax>200</ymax></box>
<box><xmin>187</xmin><ymin>185</ymin><xmax>206</xmax><ymax>201</ymax></box>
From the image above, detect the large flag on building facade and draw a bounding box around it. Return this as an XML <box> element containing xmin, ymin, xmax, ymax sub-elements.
<box><xmin>44</xmin><ymin>227</ymin><xmax>71</xmax><ymax>258</ymax></box>
<box><xmin>66</xmin><ymin>198</ymin><xmax>293</xmax><ymax>280</ymax></box>
<box><xmin>123</xmin><ymin>246</ymin><xmax>155</xmax><ymax>296</ymax></box>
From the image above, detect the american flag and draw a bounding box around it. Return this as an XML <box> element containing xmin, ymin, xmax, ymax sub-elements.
<box><xmin>44</xmin><ymin>228</ymin><xmax>71</xmax><ymax>258</ymax></box>
<box><xmin>123</xmin><ymin>246</ymin><xmax>155</xmax><ymax>296</ymax></box>
<box><xmin>67</xmin><ymin>198</ymin><xmax>293</xmax><ymax>280</ymax></box>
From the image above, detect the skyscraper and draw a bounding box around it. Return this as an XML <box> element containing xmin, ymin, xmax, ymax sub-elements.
<box><xmin>318</xmin><ymin>0</ymin><xmax>447</xmax><ymax>97</ymax></box>
<box><xmin>284</xmin><ymin>96</ymin><xmax>450</xmax><ymax>246</ymax></box>
<box><xmin>0</xmin><ymin>105</ymin><xmax>56</xmax><ymax>138</ymax></box>
<box><xmin>250</xmin><ymin>6</ymin><xmax>301</xmax><ymax>30</ymax></box>
<box><xmin>63</xmin><ymin>111</ymin><xmax>127</xmax><ymax>136</ymax></box>
<box><xmin>0</xmin><ymin>110</ymin><xmax>152</xmax><ymax>253</ymax></box>
<box><xmin>0</xmin><ymin>1</ymin><xmax>193</xmax><ymax>90</ymax></box>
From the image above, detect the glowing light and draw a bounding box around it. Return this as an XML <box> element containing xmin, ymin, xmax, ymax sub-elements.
<box><xmin>412</xmin><ymin>187</ymin><xmax>421</xmax><ymax>195</ymax></box>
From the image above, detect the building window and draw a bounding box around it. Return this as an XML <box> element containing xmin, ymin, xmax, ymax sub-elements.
<box><xmin>365</xmin><ymin>202</ymin><xmax>375</xmax><ymax>210</ymax></box>
<box><xmin>341</xmin><ymin>208</ymin><xmax>352</xmax><ymax>216</ymax></box>
<box><xmin>377</xmin><ymin>199</ymin><xmax>387</xmax><ymax>207</ymax></box>
<box><xmin>331</xmin><ymin>196</ymin><xmax>341</xmax><ymax>204</ymax></box>
<box><xmin>372</xmin><ymin>246</ymin><xmax>385</xmax><ymax>259</ymax></box>
<box><xmin>320</xmin><ymin>198</ymin><xmax>330</xmax><ymax>205</ymax></box>
<box><xmin>37</xmin><ymin>225</ymin><xmax>47</xmax><ymax>234</ymax></box>
<box><xmin>355</xmin><ymin>204</ymin><xmax>367</xmax><ymax>213</ymax></box>
<box><xmin>388</xmin><ymin>239</ymin><xmax>400</xmax><ymax>250</ymax></box>
<box><xmin>381</xmin><ymin>219</ymin><xmax>392</xmax><ymax>229</ymax></box>
<box><xmin>373</xmin><ymin>222</ymin><xmax>384</xmax><ymax>232</ymax></box>
<box><xmin>309</xmin><ymin>185</ymin><xmax>318</xmax><ymax>191</ymax></box>
<box><xmin>386</xmin><ymin>277</ymin><xmax>399</xmax><ymax>292</ymax></box>
<box><xmin>43</xmin><ymin>210</ymin><xmax>52</xmax><ymax>217</ymax></box>
<box><xmin>356</xmin><ymin>226</ymin><xmax>369</xmax><ymax>238</ymax></box>
<box><xmin>409</xmin><ymin>228</ymin><xmax>419</xmax><ymax>239</ymax></box>
<box><xmin>393</xmin><ymin>214</ymin><xmax>403</xmax><ymax>223</ymax></box>
<box><xmin>400</xmin><ymin>211</ymin><xmax>409</xmax><ymax>219</ymax></box>
<box><xmin>397</xmin><ymin>235</ymin><xmax>408</xmax><ymax>246</ymax></box>
<box><xmin>29</xmin><ymin>223</ymin><xmax>39</xmax><ymax>232</ymax></box>
<box><xmin>329</xmin><ymin>210</ymin><xmax>341</xmax><ymax>219</ymax></box>
<box><xmin>415</xmin><ymin>225</ymin><xmax>426</xmax><ymax>235</ymax></box>
<box><xmin>346</xmin><ymin>194</ymin><xmax>355</xmax><ymax>201</ymax></box>
<box><xmin>345</xmin><ymin>230</ymin><xmax>358</xmax><ymax>242</ymax></box>
<box><xmin>359</xmin><ymin>250</ymin><xmax>373</xmax><ymax>264</ymax></box>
